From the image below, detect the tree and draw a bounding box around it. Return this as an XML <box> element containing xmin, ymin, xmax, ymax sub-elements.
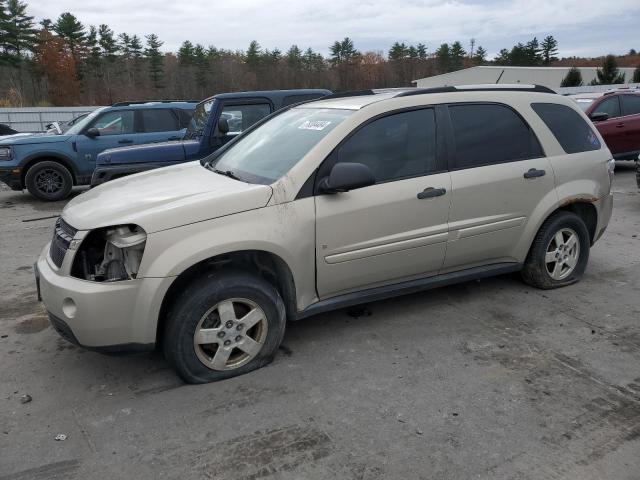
<box><xmin>416</xmin><ymin>43</ymin><xmax>427</xmax><ymax>59</ymax></box>
<box><xmin>591</xmin><ymin>55</ymin><xmax>626</xmax><ymax>85</ymax></box>
<box><xmin>435</xmin><ymin>43</ymin><xmax>451</xmax><ymax>72</ymax></box>
<box><xmin>541</xmin><ymin>35</ymin><xmax>559</xmax><ymax>65</ymax></box>
<box><xmin>633</xmin><ymin>65</ymin><xmax>640</xmax><ymax>83</ymax></box>
<box><xmin>32</xmin><ymin>30</ymin><xmax>80</xmax><ymax>105</ymax></box>
<box><xmin>629</xmin><ymin>49</ymin><xmax>637</xmax><ymax>56</ymax></box>
<box><xmin>0</xmin><ymin>0</ymin><xmax>11</xmax><ymax>66</ymax></box>
<box><xmin>524</xmin><ymin>37</ymin><xmax>542</xmax><ymax>65</ymax></box>
<box><xmin>494</xmin><ymin>48</ymin><xmax>511</xmax><ymax>65</ymax></box>
<box><xmin>144</xmin><ymin>33</ymin><xmax>164</xmax><ymax>90</ymax></box>
<box><xmin>129</xmin><ymin>34</ymin><xmax>143</xmax><ymax>86</ymax></box>
<box><xmin>449</xmin><ymin>41</ymin><xmax>466</xmax><ymax>70</ymax></box>
<box><xmin>53</xmin><ymin>12</ymin><xmax>85</xmax><ymax>60</ymax></box>
<box><xmin>473</xmin><ymin>46</ymin><xmax>487</xmax><ymax>64</ymax></box>
<box><xmin>245</xmin><ymin>40</ymin><xmax>261</xmax><ymax>68</ymax></box>
<box><xmin>98</xmin><ymin>24</ymin><xmax>118</xmax><ymax>61</ymax></box>
<box><xmin>330</xmin><ymin>37</ymin><xmax>359</xmax><ymax>65</ymax></box>
<box><xmin>560</xmin><ymin>66</ymin><xmax>583</xmax><ymax>87</ymax></box>
<box><xmin>3</xmin><ymin>0</ymin><xmax>36</xmax><ymax>63</ymax></box>
<box><xmin>177</xmin><ymin>40</ymin><xmax>195</xmax><ymax>66</ymax></box>
<box><xmin>388</xmin><ymin>42</ymin><xmax>408</xmax><ymax>61</ymax></box>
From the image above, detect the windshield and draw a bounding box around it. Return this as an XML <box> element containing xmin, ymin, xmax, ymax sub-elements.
<box><xmin>186</xmin><ymin>99</ymin><xmax>214</xmax><ymax>139</ymax></box>
<box><xmin>211</xmin><ymin>107</ymin><xmax>353</xmax><ymax>184</ymax></box>
<box><xmin>66</xmin><ymin>107</ymin><xmax>107</xmax><ymax>135</ymax></box>
<box><xmin>573</xmin><ymin>98</ymin><xmax>594</xmax><ymax>111</ymax></box>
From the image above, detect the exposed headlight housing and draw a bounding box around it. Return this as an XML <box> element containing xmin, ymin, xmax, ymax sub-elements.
<box><xmin>0</xmin><ymin>146</ymin><xmax>12</xmax><ymax>160</ymax></box>
<box><xmin>71</xmin><ymin>225</ymin><xmax>147</xmax><ymax>282</ymax></box>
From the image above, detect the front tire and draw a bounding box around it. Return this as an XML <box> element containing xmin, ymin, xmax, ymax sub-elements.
<box><xmin>521</xmin><ymin>211</ymin><xmax>590</xmax><ymax>289</ymax></box>
<box><xmin>25</xmin><ymin>161</ymin><xmax>73</xmax><ymax>201</ymax></box>
<box><xmin>163</xmin><ymin>270</ymin><xmax>286</xmax><ymax>383</ymax></box>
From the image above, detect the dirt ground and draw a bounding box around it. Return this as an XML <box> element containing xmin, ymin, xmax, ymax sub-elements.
<box><xmin>1</xmin><ymin>163</ymin><xmax>639</xmax><ymax>480</ymax></box>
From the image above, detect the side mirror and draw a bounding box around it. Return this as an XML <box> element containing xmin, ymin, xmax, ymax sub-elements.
<box><xmin>589</xmin><ymin>112</ymin><xmax>609</xmax><ymax>122</ymax></box>
<box><xmin>218</xmin><ymin>117</ymin><xmax>229</xmax><ymax>136</ymax></box>
<box><xmin>319</xmin><ymin>162</ymin><xmax>375</xmax><ymax>193</ymax></box>
<box><xmin>85</xmin><ymin>127</ymin><xmax>100</xmax><ymax>138</ymax></box>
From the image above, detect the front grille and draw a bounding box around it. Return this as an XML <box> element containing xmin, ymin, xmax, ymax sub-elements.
<box><xmin>49</xmin><ymin>217</ymin><xmax>77</xmax><ymax>268</ymax></box>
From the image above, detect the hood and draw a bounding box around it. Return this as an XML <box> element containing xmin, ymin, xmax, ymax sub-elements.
<box><xmin>62</xmin><ymin>161</ymin><xmax>273</xmax><ymax>233</ymax></box>
<box><xmin>0</xmin><ymin>133</ymin><xmax>72</xmax><ymax>146</ymax></box>
<box><xmin>98</xmin><ymin>140</ymin><xmax>191</xmax><ymax>165</ymax></box>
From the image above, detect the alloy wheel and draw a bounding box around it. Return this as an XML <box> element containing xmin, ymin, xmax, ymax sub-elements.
<box><xmin>193</xmin><ymin>298</ymin><xmax>268</xmax><ymax>370</ymax></box>
<box><xmin>35</xmin><ymin>169</ymin><xmax>64</xmax><ymax>194</ymax></box>
<box><xmin>545</xmin><ymin>228</ymin><xmax>580</xmax><ymax>281</ymax></box>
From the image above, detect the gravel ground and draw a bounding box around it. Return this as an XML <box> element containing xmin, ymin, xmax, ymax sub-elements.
<box><xmin>0</xmin><ymin>164</ymin><xmax>639</xmax><ymax>480</ymax></box>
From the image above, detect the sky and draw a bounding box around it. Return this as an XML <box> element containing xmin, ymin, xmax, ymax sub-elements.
<box><xmin>28</xmin><ymin>0</ymin><xmax>640</xmax><ymax>59</ymax></box>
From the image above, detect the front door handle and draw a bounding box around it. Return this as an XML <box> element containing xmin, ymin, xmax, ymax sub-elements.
<box><xmin>524</xmin><ymin>168</ymin><xmax>546</xmax><ymax>179</ymax></box>
<box><xmin>417</xmin><ymin>187</ymin><xmax>446</xmax><ymax>199</ymax></box>
<box><xmin>615</xmin><ymin>123</ymin><xmax>625</xmax><ymax>128</ymax></box>
<box><xmin>118</xmin><ymin>139</ymin><xmax>134</xmax><ymax>144</ymax></box>
<box><xmin>168</xmin><ymin>136</ymin><xmax>181</xmax><ymax>141</ymax></box>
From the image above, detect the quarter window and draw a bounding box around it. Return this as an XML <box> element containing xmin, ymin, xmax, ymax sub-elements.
<box><xmin>141</xmin><ymin>109</ymin><xmax>179</xmax><ymax>132</ymax></box>
<box><xmin>621</xmin><ymin>95</ymin><xmax>640</xmax><ymax>116</ymax></box>
<box><xmin>531</xmin><ymin>103</ymin><xmax>601</xmax><ymax>154</ymax></box>
<box><xmin>90</xmin><ymin>110</ymin><xmax>134</xmax><ymax>135</ymax></box>
<box><xmin>220</xmin><ymin>103</ymin><xmax>271</xmax><ymax>134</ymax></box>
<box><xmin>449</xmin><ymin>104</ymin><xmax>542</xmax><ymax>169</ymax></box>
<box><xmin>336</xmin><ymin>109</ymin><xmax>437</xmax><ymax>183</ymax></box>
<box><xmin>593</xmin><ymin>96</ymin><xmax>621</xmax><ymax>118</ymax></box>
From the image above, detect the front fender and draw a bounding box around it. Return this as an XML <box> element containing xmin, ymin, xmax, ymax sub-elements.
<box><xmin>140</xmin><ymin>199</ymin><xmax>318</xmax><ymax>311</ymax></box>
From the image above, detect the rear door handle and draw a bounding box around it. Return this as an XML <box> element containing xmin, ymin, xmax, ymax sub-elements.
<box><xmin>168</xmin><ymin>136</ymin><xmax>181</xmax><ymax>141</ymax></box>
<box><xmin>417</xmin><ymin>187</ymin><xmax>446</xmax><ymax>199</ymax></box>
<box><xmin>615</xmin><ymin>123</ymin><xmax>625</xmax><ymax>128</ymax></box>
<box><xmin>118</xmin><ymin>139</ymin><xmax>134</xmax><ymax>144</ymax></box>
<box><xmin>524</xmin><ymin>168</ymin><xmax>545</xmax><ymax>179</ymax></box>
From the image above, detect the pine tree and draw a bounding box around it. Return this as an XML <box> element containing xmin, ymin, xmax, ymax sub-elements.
<box><xmin>435</xmin><ymin>43</ymin><xmax>451</xmax><ymax>72</ymax></box>
<box><xmin>541</xmin><ymin>35</ymin><xmax>559</xmax><ymax>65</ymax></box>
<box><xmin>473</xmin><ymin>46</ymin><xmax>487</xmax><ymax>64</ymax></box>
<box><xmin>177</xmin><ymin>40</ymin><xmax>195</xmax><ymax>66</ymax></box>
<box><xmin>0</xmin><ymin>0</ymin><xmax>12</xmax><ymax>65</ymax></box>
<box><xmin>129</xmin><ymin>34</ymin><xmax>143</xmax><ymax>87</ymax></box>
<box><xmin>53</xmin><ymin>12</ymin><xmax>85</xmax><ymax>60</ymax></box>
<box><xmin>494</xmin><ymin>48</ymin><xmax>511</xmax><ymax>65</ymax></box>
<box><xmin>330</xmin><ymin>37</ymin><xmax>359</xmax><ymax>65</ymax></box>
<box><xmin>3</xmin><ymin>0</ymin><xmax>37</xmax><ymax>64</ymax></box>
<box><xmin>98</xmin><ymin>24</ymin><xmax>118</xmax><ymax>62</ymax></box>
<box><xmin>286</xmin><ymin>44</ymin><xmax>302</xmax><ymax>69</ymax></box>
<box><xmin>144</xmin><ymin>33</ymin><xmax>164</xmax><ymax>90</ymax></box>
<box><xmin>193</xmin><ymin>43</ymin><xmax>208</xmax><ymax>92</ymax></box>
<box><xmin>560</xmin><ymin>66</ymin><xmax>583</xmax><ymax>87</ymax></box>
<box><xmin>450</xmin><ymin>41</ymin><xmax>466</xmax><ymax>70</ymax></box>
<box><xmin>416</xmin><ymin>43</ymin><xmax>427</xmax><ymax>60</ymax></box>
<box><xmin>245</xmin><ymin>40</ymin><xmax>261</xmax><ymax>68</ymax></box>
<box><xmin>524</xmin><ymin>37</ymin><xmax>542</xmax><ymax>65</ymax></box>
<box><xmin>591</xmin><ymin>55</ymin><xmax>626</xmax><ymax>85</ymax></box>
<box><xmin>633</xmin><ymin>65</ymin><xmax>640</xmax><ymax>83</ymax></box>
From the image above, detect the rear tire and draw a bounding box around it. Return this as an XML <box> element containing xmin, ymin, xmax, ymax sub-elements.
<box><xmin>25</xmin><ymin>161</ymin><xmax>73</xmax><ymax>202</ymax></box>
<box><xmin>163</xmin><ymin>270</ymin><xmax>286</xmax><ymax>383</ymax></box>
<box><xmin>521</xmin><ymin>211</ymin><xmax>590</xmax><ymax>289</ymax></box>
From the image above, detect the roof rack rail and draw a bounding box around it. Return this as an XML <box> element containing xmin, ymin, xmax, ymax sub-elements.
<box><xmin>111</xmin><ymin>99</ymin><xmax>200</xmax><ymax>107</ymax></box>
<box><xmin>319</xmin><ymin>90</ymin><xmax>376</xmax><ymax>100</ymax></box>
<box><xmin>395</xmin><ymin>84</ymin><xmax>556</xmax><ymax>97</ymax></box>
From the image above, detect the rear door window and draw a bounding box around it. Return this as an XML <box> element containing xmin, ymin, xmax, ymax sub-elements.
<box><xmin>141</xmin><ymin>109</ymin><xmax>180</xmax><ymax>132</ymax></box>
<box><xmin>593</xmin><ymin>96</ymin><xmax>621</xmax><ymax>118</ymax></box>
<box><xmin>220</xmin><ymin>103</ymin><xmax>271</xmax><ymax>134</ymax></box>
<box><xmin>531</xmin><ymin>103</ymin><xmax>601</xmax><ymax>154</ymax></box>
<box><xmin>621</xmin><ymin>95</ymin><xmax>640</xmax><ymax>116</ymax></box>
<box><xmin>448</xmin><ymin>103</ymin><xmax>542</xmax><ymax>169</ymax></box>
<box><xmin>90</xmin><ymin>110</ymin><xmax>134</xmax><ymax>135</ymax></box>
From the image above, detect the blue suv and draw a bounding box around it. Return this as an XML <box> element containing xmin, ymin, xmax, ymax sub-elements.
<box><xmin>0</xmin><ymin>101</ymin><xmax>196</xmax><ymax>201</ymax></box>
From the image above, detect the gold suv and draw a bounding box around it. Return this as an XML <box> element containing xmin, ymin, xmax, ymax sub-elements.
<box><xmin>35</xmin><ymin>85</ymin><xmax>615</xmax><ymax>383</ymax></box>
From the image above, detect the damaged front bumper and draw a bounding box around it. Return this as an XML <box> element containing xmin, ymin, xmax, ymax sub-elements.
<box><xmin>36</xmin><ymin>243</ymin><xmax>174</xmax><ymax>352</ymax></box>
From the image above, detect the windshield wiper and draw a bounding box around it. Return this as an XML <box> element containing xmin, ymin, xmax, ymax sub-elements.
<box><xmin>213</xmin><ymin>168</ymin><xmax>242</xmax><ymax>181</ymax></box>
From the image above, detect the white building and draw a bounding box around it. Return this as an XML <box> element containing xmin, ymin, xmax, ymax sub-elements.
<box><xmin>414</xmin><ymin>66</ymin><xmax>637</xmax><ymax>91</ymax></box>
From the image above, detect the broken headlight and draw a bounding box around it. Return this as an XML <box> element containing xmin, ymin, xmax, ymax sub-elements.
<box><xmin>71</xmin><ymin>225</ymin><xmax>147</xmax><ymax>282</ymax></box>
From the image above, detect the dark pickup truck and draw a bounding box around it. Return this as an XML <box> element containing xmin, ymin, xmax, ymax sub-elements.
<box><xmin>91</xmin><ymin>89</ymin><xmax>331</xmax><ymax>186</ymax></box>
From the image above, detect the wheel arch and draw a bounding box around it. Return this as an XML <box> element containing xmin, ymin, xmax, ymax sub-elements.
<box><xmin>155</xmin><ymin>249</ymin><xmax>297</xmax><ymax>347</ymax></box>
<box><xmin>21</xmin><ymin>154</ymin><xmax>78</xmax><ymax>187</ymax></box>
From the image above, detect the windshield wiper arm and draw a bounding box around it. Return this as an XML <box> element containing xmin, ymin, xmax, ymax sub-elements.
<box><xmin>213</xmin><ymin>168</ymin><xmax>242</xmax><ymax>181</ymax></box>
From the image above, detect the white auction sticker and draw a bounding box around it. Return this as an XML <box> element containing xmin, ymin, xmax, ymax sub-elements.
<box><xmin>298</xmin><ymin>120</ymin><xmax>332</xmax><ymax>130</ymax></box>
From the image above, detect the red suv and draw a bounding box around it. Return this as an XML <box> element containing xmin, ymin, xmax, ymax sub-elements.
<box><xmin>571</xmin><ymin>90</ymin><xmax>640</xmax><ymax>161</ymax></box>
